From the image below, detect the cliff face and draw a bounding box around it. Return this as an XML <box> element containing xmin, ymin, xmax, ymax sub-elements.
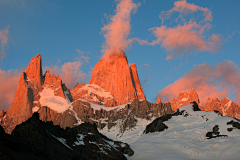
<box><xmin>2</xmin><ymin>55</ymin><xmax>73</xmax><ymax>134</ymax></box>
<box><xmin>130</xmin><ymin>63</ymin><xmax>145</xmax><ymax>101</ymax></box>
<box><xmin>205</xmin><ymin>97</ymin><xmax>240</xmax><ymax>120</ymax></box>
<box><xmin>89</xmin><ymin>51</ymin><xmax>145</xmax><ymax>106</ymax></box>
<box><xmin>6</xmin><ymin>54</ymin><xmax>43</xmax><ymax>129</ymax></box>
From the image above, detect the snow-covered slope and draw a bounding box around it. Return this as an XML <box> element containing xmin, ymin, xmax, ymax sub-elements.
<box><xmin>124</xmin><ymin>104</ymin><xmax>240</xmax><ymax>160</ymax></box>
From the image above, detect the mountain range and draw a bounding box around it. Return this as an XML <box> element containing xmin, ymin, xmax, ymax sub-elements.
<box><xmin>0</xmin><ymin>53</ymin><xmax>240</xmax><ymax>159</ymax></box>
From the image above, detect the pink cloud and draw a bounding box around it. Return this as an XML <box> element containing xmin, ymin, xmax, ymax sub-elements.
<box><xmin>0</xmin><ymin>68</ymin><xmax>23</xmax><ymax>110</ymax></box>
<box><xmin>0</xmin><ymin>25</ymin><xmax>10</xmax><ymax>60</ymax></box>
<box><xmin>44</xmin><ymin>61</ymin><xmax>88</xmax><ymax>89</ymax></box>
<box><xmin>166</xmin><ymin>55</ymin><xmax>174</xmax><ymax>60</ymax></box>
<box><xmin>101</xmin><ymin>0</ymin><xmax>140</xmax><ymax>57</ymax></box>
<box><xmin>135</xmin><ymin>0</ymin><xmax>221</xmax><ymax>59</ymax></box>
<box><xmin>76</xmin><ymin>49</ymin><xmax>90</xmax><ymax>63</ymax></box>
<box><xmin>160</xmin><ymin>0</ymin><xmax>212</xmax><ymax>22</ymax></box>
<box><xmin>157</xmin><ymin>60</ymin><xmax>240</xmax><ymax>105</ymax></box>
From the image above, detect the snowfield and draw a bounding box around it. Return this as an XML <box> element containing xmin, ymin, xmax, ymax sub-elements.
<box><xmin>39</xmin><ymin>88</ymin><xmax>71</xmax><ymax>113</ymax></box>
<box><xmin>100</xmin><ymin>104</ymin><xmax>240</xmax><ymax>160</ymax></box>
<box><xmin>36</xmin><ymin>93</ymin><xmax>240</xmax><ymax>160</ymax></box>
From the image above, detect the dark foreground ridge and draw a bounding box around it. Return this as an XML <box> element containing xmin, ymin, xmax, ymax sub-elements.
<box><xmin>0</xmin><ymin>112</ymin><xmax>133</xmax><ymax>160</ymax></box>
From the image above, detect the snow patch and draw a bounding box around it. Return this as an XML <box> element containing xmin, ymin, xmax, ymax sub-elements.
<box><xmin>69</xmin><ymin>105</ymin><xmax>82</xmax><ymax>125</ymax></box>
<box><xmin>46</xmin><ymin>130</ymin><xmax>73</xmax><ymax>150</ymax></box>
<box><xmin>75</xmin><ymin>83</ymin><xmax>115</xmax><ymax>100</ymax></box>
<box><xmin>77</xmin><ymin>98</ymin><xmax>128</xmax><ymax>112</ymax></box>
<box><xmin>74</xmin><ymin>134</ymin><xmax>85</xmax><ymax>145</ymax></box>
<box><xmin>39</xmin><ymin>87</ymin><xmax>71</xmax><ymax>113</ymax></box>
<box><xmin>32</xmin><ymin>106</ymin><xmax>39</xmax><ymax>113</ymax></box>
<box><xmin>181</xmin><ymin>98</ymin><xmax>188</xmax><ymax>101</ymax></box>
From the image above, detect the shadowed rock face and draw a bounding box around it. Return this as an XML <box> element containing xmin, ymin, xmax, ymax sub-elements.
<box><xmin>0</xmin><ymin>112</ymin><xmax>132</xmax><ymax>160</ymax></box>
<box><xmin>70</xmin><ymin>99</ymin><xmax>173</xmax><ymax>133</ymax></box>
<box><xmin>89</xmin><ymin>51</ymin><xmax>145</xmax><ymax>106</ymax></box>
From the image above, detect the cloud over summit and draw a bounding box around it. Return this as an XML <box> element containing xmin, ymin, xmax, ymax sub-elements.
<box><xmin>101</xmin><ymin>0</ymin><xmax>140</xmax><ymax>58</ymax></box>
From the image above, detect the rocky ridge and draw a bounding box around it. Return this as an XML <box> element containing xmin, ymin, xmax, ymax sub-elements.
<box><xmin>170</xmin><ymin>88</ymin><xmax>203</xmax><ymax>111</ymax></box>
<box><xmin>156</xmin><ymin>89</ymin><xmax>240</xmax><ymax>120</ymax></box>
<box><xmin>1</xmin><ymin>54</ymin><xmax>172</xmax><ymax>136</ymax></box>
<box><xmin>0</xmin><ymin>112</ymin><xmax>133</xmax><ymax>160</ymax></box>
<box><xmin>205</xmin><ymin>97</ymin><xmax>240</xmax><ymax>120</ymax></box>
<box><xmin>0</xmin><ymin>55</ymin><xmax>73</xmax><ymax>134</ymax></box>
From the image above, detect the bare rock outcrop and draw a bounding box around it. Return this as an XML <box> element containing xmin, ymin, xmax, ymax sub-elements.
<box><xmin>155</xmin><ymin>97</ymin><xmax>161</xmax><ymax>104</ymax></box>
<box><xmin>2</xmin><ymin>55</ymin><xmax>73</xmax><ymax>134</ymax></box>
<box><xmin>70</xmin><ymin>99</ymin><xmax>173</xmax><ymax>133</ymax></box>
<box><xmin>205</xmin><ymin>97</ymin><xmax>240</xmax><ymax>120</ymax></box>
<box><xmin>170</xmin><ymin>88</ymin><xmax>204</xmax><ymax>111</ymax></box>
<box><xmin>129</xmin><ymin>63</ymin><xmax>145</xmax><ymax>100</ymax></box>
<box><xmin>89</xmin><ymin>51</ymin><xmax>145</xmax><ymax>106</ymax></box>
<box><xmin>6</xmin><ymin>55</ymin><xmax>43</xmax><ymax>131</ymax></box>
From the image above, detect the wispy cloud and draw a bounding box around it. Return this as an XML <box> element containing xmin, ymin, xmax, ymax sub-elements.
<box><xmin>101</xmin><ymin>0</ymin><xmax>140</xmax><ymax>58</ymax></box>
<box><xmin>0</xmin><ymin>25</ymin><xmax>10</xmax><ymax>60</ymax></box>
<box><xmin>76</xmin><ymin>49</ymin><xmax>90</xmax><ymax>63</ymax></box>
<box><xmin>134</xmin><ymin>0</ymin><xmax>222</xmax><ymax>59</ymax></box>
<box><xmin>44</xmin><ymin>61</ymin><xmax>88</xmax><ymax>89</ymax></box>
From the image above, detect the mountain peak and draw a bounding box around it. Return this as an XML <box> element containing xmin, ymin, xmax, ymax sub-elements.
<box><xmin>205</xmin><ymin>97</ymin><xmax>240</xmax><ymax>119</ymax></box>
<box><xmin>88</xmin><ymin>51</ymin><xmax>145</xmax><ymax>106</ymax></box>
<box><xmin>24</xmin><ymin>54</ymin><xmax>43</xmax><ymax>91</ymax></box>
<box><xmin>171</xmin><ymin>88</ymin><xmax>201</xmax><ymax>111</ymax></box>
<box><xmin>155</xmin><ymin>97</ymin><xmax>161</xmax><ymax>104</ymax></box>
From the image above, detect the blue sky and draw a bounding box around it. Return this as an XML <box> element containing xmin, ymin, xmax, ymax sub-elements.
<box><xmin>0</xmin><ymin>0</ymin><xmax>240</xmax><ymax>110</ymax></box>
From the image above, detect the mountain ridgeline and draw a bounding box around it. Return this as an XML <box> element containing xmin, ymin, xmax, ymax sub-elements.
<box><xmin>1</xmin><ymin>53</ymin><xmax>240</xmax><ymax>159</ymax></box>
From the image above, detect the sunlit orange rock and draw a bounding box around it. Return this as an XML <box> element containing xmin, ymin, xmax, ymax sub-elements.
<box><xmin>7</xmin><ymin>63</ymin><xmax>42</xmax><ymax>128</ymax></box>
<box><xmin>0</xmin><ymin>110</ymin><xmax>4</xmax><ymax>118</ymax></box>
<box><xmin>171</xmin><ymin>88</ymin><xmax>203</xmax><ymax>111</ymax></box>
<box><xmin>89</xmin><ymin>51</ymin><xmax>145</xmax><ymax>106</ymax></box>
<box><xmin>205</xmin><ymin>97</ymin><xmax>240</xmax><ymax>120</ymax></box>
<box><xmin>24</xmin><ymin>54</ymin><xmax>43</xmax><ymax>92</ymax></box>
<box><xmin>4</xmin><ymin>55</ymin><xmax>73</xmax><ymax>134</ymax></box>
<box><xmin>155</xmin><ymin>97</ymin><xmax>161</xmax><ymax>104</ymax></box>
<box><xmin>6</xmin><ymin>55</ymin><xmax>43</xmax><ymax>128</ymax></box>
<box><xmin>43</xmin><ymin>70</ymin><xmax>66</xmax><ymax>100</ymax></box>
<box><xmin>130</xmin><ymin>63</ymin><xmax>145</xmax><ymax>101</ymax></box>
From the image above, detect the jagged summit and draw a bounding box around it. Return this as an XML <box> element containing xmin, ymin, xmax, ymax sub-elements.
<box><xmin>3</xmin><ymin>55</ymin><xmax>73</xmax><ymax>134</ymax></box>
<box><xmin>72</xmin><ymin>51</ymin><xmax>146</xmax><ymax>106</ymax></box>
<box><xmin>6</xmin><ymin>55</ymin><xmax>44</xmax><ymax>127</ymax></box>
<box><xmin>157</xmin><ymin>88</ymin><xmax>240</xmax><ymax>120</ymax></box>
<box><xmin>170</xmin><ymin>88</ymin><xmax>202</xmax><ymax>111</ymax></box>
<box><xmin>205</xmin><ymin>97</ymin><xmax>240</xmax><ymax>120</ymax></box>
